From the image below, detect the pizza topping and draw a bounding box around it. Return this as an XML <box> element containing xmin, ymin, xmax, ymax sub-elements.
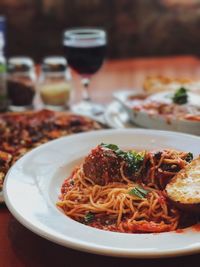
<box><xmin>0</xmin><ymin>110</ymin><xmax>102</xmax><ymax>191</ymax></box>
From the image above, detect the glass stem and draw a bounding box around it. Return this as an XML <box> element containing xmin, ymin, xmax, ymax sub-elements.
<box><xmin>81</xmin><ymin>78</ymin><xmax>91</xmax><ymax>102</ymax></box>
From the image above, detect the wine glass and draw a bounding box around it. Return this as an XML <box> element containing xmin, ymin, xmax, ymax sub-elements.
<box><xmin>63</xmin><ymin>28</ymin><xmax>107</xmax><ymax>116</ymax></box>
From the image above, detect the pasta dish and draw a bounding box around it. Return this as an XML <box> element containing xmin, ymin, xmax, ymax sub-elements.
<box><xmin>57</xmin><ymin>143</ymin><xmax>199</xmax><ymax>233</ymax></box>
<box><xmin>128</xmin><ymin>88</ymin><xmax>200</xmax><ymax>122</ymax></box>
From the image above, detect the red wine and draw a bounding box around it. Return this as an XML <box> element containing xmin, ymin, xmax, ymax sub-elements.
<box><xmin>64</xmin><ymin>44</ymin><xmax>106</xmax><ymax>75</ymax></box>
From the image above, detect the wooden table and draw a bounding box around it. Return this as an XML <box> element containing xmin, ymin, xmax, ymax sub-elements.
<box><xmin>1</xmin><ymin>55</ymin><xmax>200</xmax><ymax>267</ymax></box>
<box><xmin>72</xmin><ymin>55</ymin><xmax>200</xmax><ymax>104</ymax></box>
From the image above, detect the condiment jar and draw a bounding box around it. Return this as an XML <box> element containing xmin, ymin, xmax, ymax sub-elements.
<box><xmin>38</xmin><ymin>56</ymin><xmax>72</xmax><ymax>110</ymax></box>
<box><xmin>7</xmin><ymin>57</ymin><xmax>36</xmax><ymax>111</ymax></box>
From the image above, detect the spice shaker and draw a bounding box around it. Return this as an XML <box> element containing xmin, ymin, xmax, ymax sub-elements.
<box><xmin>7</xmin><ymin>57</ymin><xmax>36</xmax><ymax>111</ymax></box>
<box><xmin>38</xmin><ymin>56</ymin><xmax>72</xmax><ymax>110</ymax></box>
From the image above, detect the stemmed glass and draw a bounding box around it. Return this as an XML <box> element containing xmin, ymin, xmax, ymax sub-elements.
<box><xmin>63</xmin><ymin>28</ymin><xmax>107</xmax><ymax>116</ymax></box>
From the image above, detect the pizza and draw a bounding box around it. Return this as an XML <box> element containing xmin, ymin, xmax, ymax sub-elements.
<box><xmin>0</xmin><ymin>109</ymin><xmax>103</xmax><ymax>191</ymax></box>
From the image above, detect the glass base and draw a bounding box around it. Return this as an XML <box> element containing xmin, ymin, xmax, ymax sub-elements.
<box><xmin>42</xmin><ymin>104</ymin><xmax>69</xmax><ymax>111</ymax></box>
<box><xmin>71</xmin><ymin>100</ymin><xmax>104</xmax><ymax>117</ymax></box>
<box><xmin>8</xmin><ymin>104</ymin><xmax>33</xmax><ymax>112</ymax></box>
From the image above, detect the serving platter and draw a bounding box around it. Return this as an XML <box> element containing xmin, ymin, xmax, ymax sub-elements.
<box><xmin>3</xmin><ymin>129</ymin><xmax>200</xmax><ymax>258</ymax></box>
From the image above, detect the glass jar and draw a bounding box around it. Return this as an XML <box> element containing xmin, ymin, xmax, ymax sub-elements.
<box><xmin>38</xmin><ymin>56</ymin><xmax>72</xmax><ymax>110</ymax></box>
<box><xmin>0</xmin><ymin>32</ymin><xmax>7</xmax><ymax>112</ymax></box>
<box><xmin>7</xmin><ymin>57</ymin><xmax>36</xmax><ymax>111</ymax></box>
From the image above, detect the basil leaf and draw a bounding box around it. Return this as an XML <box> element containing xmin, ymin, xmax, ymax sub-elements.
<box><xmin>84</xmin><ymin>212</ymin><xmax>94</xmax><ymax>223</ymax></box>
<box><xmin>101</xmin><ymin>143</ymin><xmax>119</xmax><ymax>151</ymax></box>
<box><xmin>172</xmin><ymin>87</ymin><xmax>188</xmax><ymax>105</ymax></box>
<box><xmin>122</xmin><ymin>151</ymin><xmax>144</xmax><ymax>173</ymax></box>
<box><xmin>129</xmin><ymin>187</ymin><xmax>149</xmax><ymax>198</ymax></box>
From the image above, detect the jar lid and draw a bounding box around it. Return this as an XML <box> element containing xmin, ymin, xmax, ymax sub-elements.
<box><xmin>8</xmin><ymin>57</ymin><xmax>34</xmax><ymax>73</ymax></box>
<box><xmin>42</xmin><ymin>56</ymin><xmax>67</xmax><ymax>72</ymax></box>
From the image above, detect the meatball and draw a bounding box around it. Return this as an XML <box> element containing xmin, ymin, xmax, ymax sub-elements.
<box><xmin>83</xmin><ymin>145</ymin><xmax>124</xmax><ymax>185</ymax></box>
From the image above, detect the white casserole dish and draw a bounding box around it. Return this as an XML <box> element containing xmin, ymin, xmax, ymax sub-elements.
<box><xmin>114</xmin><ymin>90</ymin><xmax>200</xmax><ymax>135</ymax></box>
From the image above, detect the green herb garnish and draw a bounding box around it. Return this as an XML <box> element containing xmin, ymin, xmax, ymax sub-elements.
<box><xmin>185</xmin><ymin>152</ymin><xmax>193</xmax><ymax>162</ymax></box>
<box><xmin>125</xmin><ymin>150</ymin><xmax>144</xmax><ymax>173</ymax></box>
<box><xmin>101</xmin><ymin>143</ymin><xmax>119</xmax><ymax>151</ymax></box>
<box><xmin>172</xmin><ymin>87</ymin><xmax>188</xmax><ymax>105</ymax></box>
<box><xmin>129</xmin><ymin>187</ymin><xmax>149</xmax><ymax>198</ymax></box>
<box><xmin>84</xmin><ymin>212</ymin><xmax>94</xmax><ymax>223</ymax></box>
<box><xmin>101</xmin><ymin>143</ymin><xmax>144</xmax><ymax>173</ymax></box>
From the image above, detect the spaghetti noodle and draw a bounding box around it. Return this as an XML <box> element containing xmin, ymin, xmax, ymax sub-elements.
<box><xmin>57</xmin><ymin>144</ymin><xmax>196</xmax><ymax>233</ymax></box>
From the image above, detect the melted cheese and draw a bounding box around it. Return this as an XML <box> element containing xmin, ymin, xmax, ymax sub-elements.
<box><xmin>148</xmin><ymin>91</ymin><xmax>200</xmax><ymax>108</ymax></box>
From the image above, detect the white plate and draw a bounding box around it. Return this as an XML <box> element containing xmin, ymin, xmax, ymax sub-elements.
<box><xmin>114</xmin><ymin>91</ymin><xmax>200</xmax><ymax>135</ymax></box>
<box><xmin>3</xmin><ymin>129</ymin><xmax>200</xmax><ymax>258</ymax></box>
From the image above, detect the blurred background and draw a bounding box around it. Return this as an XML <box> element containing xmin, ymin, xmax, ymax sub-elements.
<box><xmin>1</xmin><ymin>0</ymin><xmax>200</xmax><ymax>62</ymax></box>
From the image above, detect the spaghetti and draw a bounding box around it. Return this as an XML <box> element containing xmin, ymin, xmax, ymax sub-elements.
<box><xmin>57</xmin><ymin>144</ymin><xmax>196</xmax><ymax>233</ymax></box>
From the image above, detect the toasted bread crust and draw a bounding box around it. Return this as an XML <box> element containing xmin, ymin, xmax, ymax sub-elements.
<box><xmin>143</xmin><ymin>76</ymin><xmax>199</xmax><ymax>95</ymax></box>
<box><xmin>166</xmin><ymin>157</ymin><xmax>200</xmax><ymax>211</ymax></box>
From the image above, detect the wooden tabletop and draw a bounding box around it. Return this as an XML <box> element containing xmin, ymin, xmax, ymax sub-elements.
<box><xmin>72</xmin><ymin>55</ymin><xmax>200</xmax><ymax>104</ymax></box>
<box><xmin>1</xmin><ymin>55</ymin><xmax>200</xmax><ymax>267</ymax></box>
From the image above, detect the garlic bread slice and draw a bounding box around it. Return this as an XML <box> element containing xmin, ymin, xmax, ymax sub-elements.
<box><xmin>166</xmin><ymin>157</ymin><xmax>200</xmax><ymax>212</ymax></box>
